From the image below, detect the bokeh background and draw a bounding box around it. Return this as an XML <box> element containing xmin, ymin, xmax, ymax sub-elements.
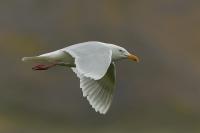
<box><xmin>0</xmin><ymin>0</ymin><xmax>200</xmax><ymax>132</ymax></box>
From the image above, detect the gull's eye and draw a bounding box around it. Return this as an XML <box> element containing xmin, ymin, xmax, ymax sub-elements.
<box><xmin>119</xmin><ymin>49</ymin><xmax>123</xmax><ymax>52</ymax></box>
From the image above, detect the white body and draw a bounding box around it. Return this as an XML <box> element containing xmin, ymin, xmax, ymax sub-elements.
<box><xmin>22</xmin><ymin>41</ymin><xmax>134</xmax><ymax>114</ymax></box>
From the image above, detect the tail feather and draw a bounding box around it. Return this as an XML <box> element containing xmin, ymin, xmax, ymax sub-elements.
<box><xmin>22</xmin><ymin>56</ymin><xmax>46</xmax><ymax>62</ymax></box>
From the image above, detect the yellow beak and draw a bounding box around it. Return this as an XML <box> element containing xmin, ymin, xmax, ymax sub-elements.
<box><xmin>128</xmin><ymin>54</ymin><xmax>139</xmax><ymax>62</ymax></box>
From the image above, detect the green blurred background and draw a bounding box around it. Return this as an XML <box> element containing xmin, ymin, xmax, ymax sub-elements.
<box><xmin>0</xmin><ymin>0</ymin><xmax>200</xmax><ymax>132</ymax></box>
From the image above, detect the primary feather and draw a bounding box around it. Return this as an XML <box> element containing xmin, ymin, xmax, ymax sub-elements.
<box><xmin>72</xmin><ymin>63</ymin><xmax>116</xmax><ymax>114</ymax></box>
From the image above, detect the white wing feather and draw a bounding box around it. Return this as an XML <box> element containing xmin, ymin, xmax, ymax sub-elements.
<box><xmin>64</xmin><ymin>41</ymin><xmax>112</xmax><ymax>80</ymax></box>
<box><xmin>72</xmin><ymin>63</ymin><xmax>116</xmax><ymax>114</ymax></box>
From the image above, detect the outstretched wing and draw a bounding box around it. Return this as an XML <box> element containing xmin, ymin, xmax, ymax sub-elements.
<box><xmin>64</xmin><ymin>41</ymin><xmax>112</xmax><ymax>80</ymax></box>
<box><xmin>72</xmin><ymin>63</ymin><xmax>116</xmax><ymax>114</ymax></box>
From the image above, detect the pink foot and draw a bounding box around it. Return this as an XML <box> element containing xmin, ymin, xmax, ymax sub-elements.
<box><xmin>32</xmin><ymin>64</ymin><xmax>56</xmax><ymax>70</ymax></box>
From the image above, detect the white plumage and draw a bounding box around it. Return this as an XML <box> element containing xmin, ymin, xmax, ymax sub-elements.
<box><xmin>22</xmin><ymin>41</ymin><xmax>139</xmax><ymax>114</ymax></box>
<box><xmin>65</xmin><ymin>42</ymin><xmax>112</xmax><ymax>80</ymax></box>
<box><xmin>72</xmin><ymin>62</ymin><xmax>115</xmax><ymax>114</ymax></box>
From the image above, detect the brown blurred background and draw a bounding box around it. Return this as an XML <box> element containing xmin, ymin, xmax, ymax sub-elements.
<box><xmin>0</xmin><ymin>0</ymin><xmax>200</xmax><ymax>132</ymax></box>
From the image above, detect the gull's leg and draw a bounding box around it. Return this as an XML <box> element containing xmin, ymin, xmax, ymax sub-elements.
<box><xmin>32</xmin><ymin>62</ymin><xmax>75</xmax><ymax>70</ymax></box>
<box><xmin>32</xmin><ymin>63</ymin><xmax>57</xmax><ymax>70</ymax></box>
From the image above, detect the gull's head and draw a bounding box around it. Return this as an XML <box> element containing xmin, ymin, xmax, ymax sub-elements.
<box><xmin>107</xmin><ymin>44</ymin><xmax>139</xmax><ymax>62</ymax></box>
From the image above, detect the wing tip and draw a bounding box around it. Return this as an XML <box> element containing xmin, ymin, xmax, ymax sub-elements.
<box><xmin>86</xmin><ymin>95</ymin><xmax>110</xmax><ymax>115</ymax></box>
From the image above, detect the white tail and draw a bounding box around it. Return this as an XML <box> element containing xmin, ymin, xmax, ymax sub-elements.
<box><xmin>22</xmin><ymin>56</ymin><xmax>47</xmax><ymax>62</ymax></box>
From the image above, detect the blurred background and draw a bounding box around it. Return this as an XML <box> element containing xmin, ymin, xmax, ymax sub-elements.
<box><xmin>0</xmin><ymin>0</ymin><xmax>200</xmax><ymax>132</ymax></box>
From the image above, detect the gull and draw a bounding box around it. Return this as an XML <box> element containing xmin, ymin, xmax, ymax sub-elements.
<box><xmin>22</xmin><ymin>41</ymin><xmax>139</xmax><ymax>114</ymax></box>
